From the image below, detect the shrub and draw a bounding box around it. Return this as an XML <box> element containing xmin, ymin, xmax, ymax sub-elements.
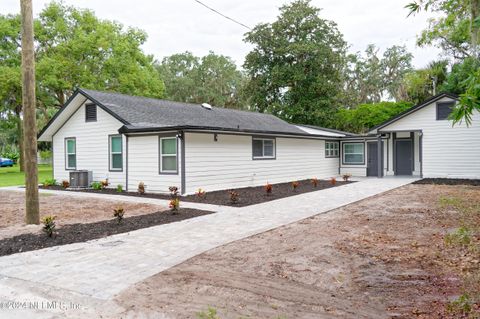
<box><xmin>41</xmin><ymin>215</ymin><xmax>56</xmax><ymax>237</ymax></box>
<box><xmin>101</xmin><ymin>179</ymin><xmax>109</xmax><ymax>189</ymax></box>
<box><xmin>291</xmin><ymin>181</ymin><xmax>299</xmax><ymax>191</ymax></box>
<box><xmin>91</xmin><ymin>181</ymin><xmax>102</xmax><ymax>190</ymax></box>
<box><xmin>311</xmin><ymin>178</ymin><xmax>318</xmax><ymax>187</ymax></box>
<box><xmin>39</xmin><ymin>150</ymin><xmax>52</xmax><ymax>160</ymax></box>
<box><xmin>264</xmin><ymin>183</ymin><xmax>273</xmax><ymax>195</ymax></box>
<box><xmin>43</xmin><ymin>178</ymin><xmax>57</xmax><ymax>187</ymax></box>
<box><xmin>342</xmin><ymin>173</ymin><xmax>352</xmax><ymax>182</ymax></box>
<box><xmin>0</xmin><ymin>145</ymin><xmax>19</xmax><ymax>163</ymax></box>
<box><xmin>138</xmin><ymin>182</ymin><xmax>146</xmax><ymax>194</ymax></box>
<box><xmin>330</xmin><ymin>177</ymin><xmax>337</xmax><ymax>185</ymax></box>
<box><xmin>61</xmin><ymin>180</ymin><xmax>70</xmax><ymax>189</ymax></box>
<box><xmin>228</xmin><ymin>190</ymin><xmax>239</xmax><ymax>204</ymax></box>
<box><xmin>169</xmin><ymin>186</ymin><xmax>179</xmax><ymax>197</ymax></box>
<box><xmin>113</xmin><ymin>207</ymin><xmax>125</xmax><ymax>224</ymax></box>
<box><xmin>196</xmin><ymin>188</ymin><xmax>206</xmax><ymax>199</ymax></box>
<box><xmin>116</xmin><ymin>184</ymin><xmax>123</xmax><ymax>193</ymax></box>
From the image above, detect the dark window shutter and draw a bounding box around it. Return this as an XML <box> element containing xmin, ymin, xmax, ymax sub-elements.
<box><xmin>436</xmin><ymin>102</ymin><xmax>454</xmax><ymax>120</ymax></box>
<box><xmin>85</xmin><ymin>104</ymin><xmax>97</xmax><ymax>122</ymax></box>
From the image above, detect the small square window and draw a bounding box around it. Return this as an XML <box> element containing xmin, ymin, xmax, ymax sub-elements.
<box><xmin>325</xmin><ymin>142</ymin><xmax>339</xmax><ymax>158</ymax></box>
<box><xmin>436</xmin><ymin>102</ymin><xmax>455</xmax><ymax>120</ymax></box>
<box><xmin>252</xmin><ymin>138</ymin><xmax>276</xmax><ymax>160</ymax></box>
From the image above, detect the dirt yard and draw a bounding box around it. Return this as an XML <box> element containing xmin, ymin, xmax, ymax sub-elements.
<box><xmin>0</xmin><ymin>190</ymin><xmax>167</xmax><ymax>239</ymax></box>
<box><xmin>116</xmin><ymin>184</ymin><xmax>480</xmax><ymax>319</ymax></box>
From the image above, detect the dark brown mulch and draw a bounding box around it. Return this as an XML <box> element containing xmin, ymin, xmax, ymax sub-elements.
<box><xmin>0</xmin><ymin>208</ymin><xmax>212</xmax><ymax>257</ymax></box>
<box><xmin>42</xmin><ymin>179</ymin><xmax>354</xmax><ymax>207</ymax></box>
<box><xmin>413</xmin><ymin>178</ymin><xmax>480</xmax><ymax>186</ymax></box>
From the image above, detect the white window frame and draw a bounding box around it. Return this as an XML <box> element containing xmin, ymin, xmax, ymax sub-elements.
<box><xmin>343</xmin><ymin>142</ymin><xmax>365</xmax><ymax>165</ymax></box>
<box><xmin>159</xmin><ymin>136</ymin><xmax>178</xmax><ymax>174</ymax></box>
<box><xmin>252</xmin><ymin>138</ymin><xmax>276</xmax><ymax>160</ymax></box>
<box><xmin>325</xmin><ymin>141</ymin><xmax>339</xmax><ymax>158</ymax></box>
<box><xmin>109</xmin><ymin>135</ymin><xmax>123</xmax><ymax>171</ymax></box>
<box><xmin>65</xmin><ymin>137</ymin><xmax>76</xmax><ymax>170</ymax></box>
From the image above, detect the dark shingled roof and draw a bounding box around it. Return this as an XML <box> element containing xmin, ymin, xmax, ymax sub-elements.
<box><xmin>80</xmin><ymin>89</ymin><xmax>309</xmax><ymax>136</ymax></box>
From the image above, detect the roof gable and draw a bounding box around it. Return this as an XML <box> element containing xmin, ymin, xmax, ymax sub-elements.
<box><xmin>368</xmin><ymin>92</ymin><xmax>459</xmax><ymax>133</ymax></box>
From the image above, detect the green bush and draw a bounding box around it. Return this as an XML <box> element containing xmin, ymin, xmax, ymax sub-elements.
<box><xmin>0</xmin><ymin>145</ymin><xmax>20</xmax><ymax>163</ymax></box>
<box><xmin>42</xmin><ymin>178</ymin><xmax>57</xmax><ymax>187</ymax></box>
<box><xmin>39</xmin><ymin>150</ymin><xmax>52</xmax><ymax>160</ymax></box>
<box><xmin>91</xmin><ymin>181</ymin><xmax>102</xmax><ymax>190</ymax></box>
<box><xmin>116</xmin><ymin>184</ymin><xmax>123</xmax><ymax>192</ymax></box>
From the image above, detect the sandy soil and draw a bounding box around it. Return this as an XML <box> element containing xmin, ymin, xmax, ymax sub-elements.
<box><xmin>115</xmin><ymin>184</ymin><xmax>478</xmax><ymax>319</ymax></box>
<box><xmin>0</xmin><ymin>190</ymin><xmax>166</xmax><ymax>239</ymax></box>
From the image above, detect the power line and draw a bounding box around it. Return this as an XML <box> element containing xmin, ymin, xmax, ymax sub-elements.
<box><xmin>193</xmin><ymin>0</ymin><xmax>252</xmax><ymax>30</ymax></box>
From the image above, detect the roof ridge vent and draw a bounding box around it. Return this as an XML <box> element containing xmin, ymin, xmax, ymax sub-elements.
<box><xmin>201</xmin><ymin>103</ymin><xmax>212</xmax><ymax>110</ymax></box>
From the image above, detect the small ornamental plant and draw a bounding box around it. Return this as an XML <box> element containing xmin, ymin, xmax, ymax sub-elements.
<box><xmin>138</xmin><ymin>182</ymin><xmax>146</xmax><ymax>195</ymax></box>
<box><xmin>41</xmin><ymin>215</ymin><xmax>56</xmax><ymax>238</ymax></box>
<box><xmin>169</xmin><ymin>198</ymin><xmax>180</xmax><ymax>213</ymax></box>
<box><xmin>116</xmin><ymin>184</ymin><xmax>123</xmax><ymax>193</ymax></box>
<box><xmin>113</xmin><ymin>207</ymin><xmax>125</xmax><ymax>224</ymax></box>
<box><xmin>169</xmin><ymin>186</ymin><xmax>179</xmax><ymax>197</ymax></box>
<box><xmin>43</xmin><ymin>178</ymin><xmax>57</xmax><ymax>187</ymax></box>
<box><xmin>91</xmin><ymin>181</ymin><xmax>102</xmax><ymax>190</ymax></box>
<box><xmin>264</xmin><ymin>183</ymin><xmax>273</xmax><ymax>195</ymax></box>
<box><xmin>291</xmin><ymin>181</ymin><xmax>299</xmax><ymax>191</ymax></box>
<box><xmin>311</xmin><ymin>178</ymin><xmax>318</xmax><ymax>188</ymax></box>
<box><xmin>330</xmin><ymin>177</ymin><xmax>337</xmax><ymax>185</ymax></box>
<box><xmin>101</xmin><ymin>179</ymin><xmax>109</xmax><ymax>190</ymax></box>
<box><xmin>196</xmin><ymin>188</ymin><xmax>206</xmax><ymax>199</ymax></box>
<box><xmin>342</xmin><ymin>173</ymin><xmax>352</xmax><ymax>182</ymax></box>
<box><xmin>228</xmin><ymin>190</ymin><xmax>239</xmax><ymax>204</ymax></box>
<box><xmin>61</xmin><ymin>180</ymin><xmax>70</xmax><ymax>189</ymax></box>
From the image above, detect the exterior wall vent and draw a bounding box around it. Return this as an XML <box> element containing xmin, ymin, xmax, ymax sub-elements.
<box><xmin>201</xmin><ymin>103</ymin><xmax>212</xmax><ymax>110</ymax></box>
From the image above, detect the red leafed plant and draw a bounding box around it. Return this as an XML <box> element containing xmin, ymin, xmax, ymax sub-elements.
<box><xmin>264</xmin><ymin>183</ymin><xmax>273</xmax><ymax>195</ymax></box>
<box><xmin>330</xmin><ymin>177</ymin><xmax>337</xmax><ymax>185</ymax></box>
<box><xmin>291</xmin><ymin>181</ymin><xmax>299</xmax><ymax>191</ymax></box>
<box><xmin>169</xmin><ymin>198</ymin><xmax>180</xmax><ymax>213</ymax></box>
<box><xmin>62</xmin><ymin>180</ymin><xmax>70</xmax><ymax>189</ymax></box>
<box><xmin>342</xmin><ymin>173</ymin><xmax>352</xmax><ymax>182</ymax></box>
<box><xmin>101</xmin><ymin>179</ymin><xmax>109</xmax><ymax>190</ymax></box>
<box><xmin>196</xmin><ymin>188</ymin><xmax>206</xmax><ymax>199</ymax></box>
<box><xmin>138</xmin><ymin>182</ymin><xmax>146</xmax><ymax>194</ymax></box>
<box><xmin>311</xmin><ymin>178</ymin><xmax>318</xmax><ymax>188</ymax></box>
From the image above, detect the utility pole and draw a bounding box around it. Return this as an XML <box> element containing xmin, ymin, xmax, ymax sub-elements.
<box><xmin>20</xmin><ymin>0</ymin><xmax>40</xmax><ymax>224</ymax></box>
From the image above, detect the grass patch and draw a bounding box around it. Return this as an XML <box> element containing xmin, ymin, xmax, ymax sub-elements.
<box><xmin>0</xmin><ymin>164</ymin><xmax>52</xmax><ymax>187</ymax></box>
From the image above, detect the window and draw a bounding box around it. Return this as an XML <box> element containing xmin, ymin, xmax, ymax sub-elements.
<box><xmin>436</xmin><ymin>101</ymin><xmax>455</xmax><ymax>120</ymax></box>
<box><xmin>325</xmin><ymin>141</ymin><xmax>339</xmax><ymax>158</ymax></box>
<box><xmin>159</xmin><ymin>137</ymin><xmax>178</xmax><ymax>173</ymax></box>
<box><xmin>65</xmin><ymin>138</ymin><xmax>76</xmax><ymax>170</ymax></box>
<box><xmin>343</xmin><ymin>143</ymin><xmax>364</xmax><ymax>164</ymax></box>
<box><xmin>252</xmin><ymin>138</ymin><xmax>275</xmax><ymax>159</ymax></box>
<box><xmin>85</xmin><ymin>104</ymin><xmax>97</xmax><ymax>122</ymax></box>
<box><xmin>109</xmin><ymin>135</ymin><xmax>123</xmax><ymax>171</ymax></box>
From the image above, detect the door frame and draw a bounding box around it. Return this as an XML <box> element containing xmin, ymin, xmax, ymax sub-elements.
<box><xmin>393</xmin><ymin>132</ymin><xmax>414</xmax><ymax>176</ymax></box>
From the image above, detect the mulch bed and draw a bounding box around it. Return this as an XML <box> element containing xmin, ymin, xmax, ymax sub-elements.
<box><xmin>413</xmin><ymin>178</ymin><xmax>480</xmax><ymax>186</ymax></box>
<box><xmin>0</xmin><ymin>208</ymin><xmax>212</xmax><ymax>257</ymax></box>
<box><xmin>42</xmin><ymin>179</ymin><xmax>354</xmax><ymax>207</ymax></box>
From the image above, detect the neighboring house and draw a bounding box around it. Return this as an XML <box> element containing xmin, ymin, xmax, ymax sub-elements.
<box><xmin>38</xmin><ymin>89</ymin><xmax>479</xmax><ymax>195</ymax></box>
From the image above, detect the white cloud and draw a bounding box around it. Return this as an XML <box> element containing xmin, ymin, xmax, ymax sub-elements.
<box><xmin>2</xmin><ymin>0</ymin><xmax>440</xmax><ymax>68</ymax></box>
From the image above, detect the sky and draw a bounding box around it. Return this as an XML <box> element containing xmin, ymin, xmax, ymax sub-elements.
<box><xmin>2</xmin><ymin>0</ymin><xmax>441</xmax><ymax>68</ymax></box>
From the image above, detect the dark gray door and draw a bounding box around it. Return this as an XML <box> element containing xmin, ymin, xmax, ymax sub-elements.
<box><xmin>395</xmin><ymin>140</ymin><xmax>413</xmax><ymax>175</ymax></box>
<box><xmin>367</xmin><ymin>142</ymin><xmax>379</xmax><ymax>176</ymax></box>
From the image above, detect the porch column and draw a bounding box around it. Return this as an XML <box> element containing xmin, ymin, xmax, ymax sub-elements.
<box><xmin>377</xmin><ymin>135</ymin><xmax>382</xmax><ymax>177</ymax></box>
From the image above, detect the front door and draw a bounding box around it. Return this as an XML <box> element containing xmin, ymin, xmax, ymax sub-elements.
<box><xmin>367</xmin><ymin>142</ymin><xmax>382</xmax><ymax>176</ymax></box>
<box><xmin>395</xmin><ymin>140</ymin><xmax>413</xmax><ymax>175</ymax></box>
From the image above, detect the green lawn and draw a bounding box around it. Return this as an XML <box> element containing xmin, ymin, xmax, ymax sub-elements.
<box><xmin>0</xmin><ymin>164</ymin><xmax>53</xmax><ymax>187</ymax></box>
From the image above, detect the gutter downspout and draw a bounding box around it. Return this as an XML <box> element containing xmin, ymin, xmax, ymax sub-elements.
<box><xmin>377</xmin><ymin>135</ymin><xmax>383</xmax><ymax>178</ymax></box>
<box><xmin>180</xmin><ymin>131</ymin><xmax>186</xmax><ymax>195</ymax></box>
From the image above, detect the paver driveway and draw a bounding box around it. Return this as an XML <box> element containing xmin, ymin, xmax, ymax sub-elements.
<box><xmin>0</xmin><ymin>177</ymin><xmax>416</xmax><ymax>318</ymax></box>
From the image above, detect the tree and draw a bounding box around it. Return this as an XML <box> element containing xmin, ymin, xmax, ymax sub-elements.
<box><xmin>0</xmin><ymin>1</ymin><xmax>165</xmax><ymax>164</ymax></box>
<box><xmin>407</xmin><ymin>0</ymin><xmax>480</xmax><ymax>124</ymax></box>
<box><xmin>333</xmin><ymin>101</ymin><xmax>413</xmax><ymax>133</ymax></box>
<box><xmin>343</xmin><ymin>44</ymin><xmax>413</xmax><ymax>106</ymax></box>
<box><xmin>20</xmin><ymin>0</ymin><xmax>40</xmax><ymax>224</ymax></box>
<box><xmin>158</xmin><ymin>51</ymin><xmax>245</xmax><ymax>108</ymax></box>
<box><xmin>243</xmin><ymin>0</ymin><xmax>347</xmax><ymax>126</ymax></box>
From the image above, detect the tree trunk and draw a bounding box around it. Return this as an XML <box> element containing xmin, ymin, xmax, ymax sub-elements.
<box><xmin>16</xmin><ymin>112</ymin><xmax>25</xmax><ymax>172</ymax></box>
<box><xmin>20</xmin><ymin>0</ymin><xmax>40</xmax><ymax>225</ymax></box>
<box><xmin>472</xmin><ymin>0</ymin><xmax>480</xmax><ymax>59</ymax></box>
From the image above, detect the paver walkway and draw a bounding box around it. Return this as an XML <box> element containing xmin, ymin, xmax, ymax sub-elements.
<box><xmin>0</xmin><ymin>177</ymin><xmax>416</xmax><ymax>318</ymax></box>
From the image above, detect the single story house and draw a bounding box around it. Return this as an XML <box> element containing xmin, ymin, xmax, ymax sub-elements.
<box><xmin>38</xmin><ymin>89</ymin><xmax>479</xmax><ymax>194</ymax></box>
